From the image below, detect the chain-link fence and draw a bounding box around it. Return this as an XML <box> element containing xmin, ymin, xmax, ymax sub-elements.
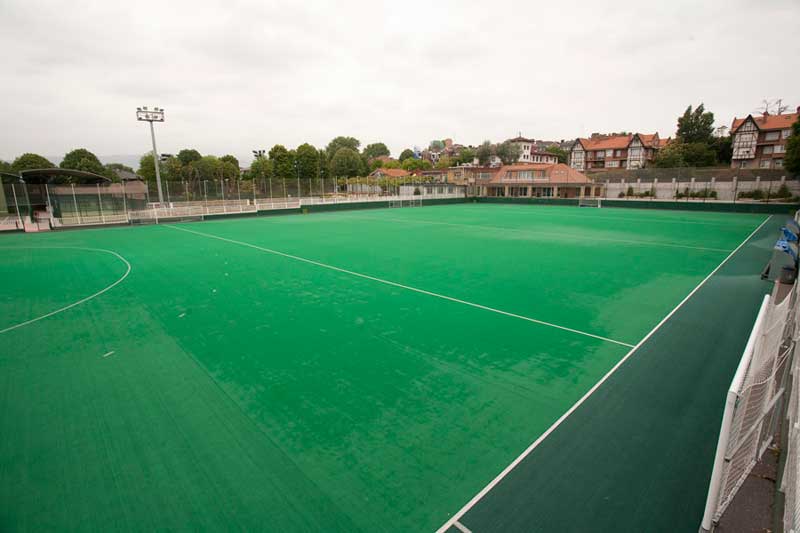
<box><xmin>1</xmin><ymin>178</ymin><xmax>467</xmax><ymax>230</ymax></box>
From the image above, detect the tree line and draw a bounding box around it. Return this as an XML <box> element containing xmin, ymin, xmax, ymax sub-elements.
<box><xmin>0</xmin><ymin>149</ymin><xmax>126</xmax><ymax>181</ymax></box>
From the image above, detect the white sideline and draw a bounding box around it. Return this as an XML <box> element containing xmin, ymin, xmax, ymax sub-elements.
<box><xmin>435</xmin><ymin>214</ymin><xmax>772</xmax><ymax>533</ymax></box>
<box><xmin>0</xmin><ymin>247</ymin><xmax>132</xmax><ymax>335</ymax></box>
<box><xmin>165</xmin><ymin>224</ymin><xmax>635</xmax><ymax>348</ymax></box>
<box><xmin>348</xmin><ymin>215</ymin><xmax>732</xmax><ymax>253</ymax></box>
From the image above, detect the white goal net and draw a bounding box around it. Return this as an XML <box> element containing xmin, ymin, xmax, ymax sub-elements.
<box><xmin>578</xmin><ymin>198</ymin><xmax>602</xmax><ymax>208</ymax></box>
<box><xmin>700</xmin><ymin>280</ymin><xmax>798</xmax><ymax>532</ymax></box>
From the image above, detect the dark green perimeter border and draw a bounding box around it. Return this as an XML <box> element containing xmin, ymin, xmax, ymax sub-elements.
<box><xmin>477</xmin><ymin>196</ymin><xmax>799</xmax><ymax>214</ymax></box>
<box><xmin>443</xmin><ymin>215</ymin><xmax>783</xmax><ymax>533</ymax></box>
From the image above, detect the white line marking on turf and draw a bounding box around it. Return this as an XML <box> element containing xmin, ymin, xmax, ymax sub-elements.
<box><xmin>434</xmin><ymin>214</ymin><xmax>772</xmax><ymax>533</ymax></box>
<box><xmin>165</xmin><ymin>224</ymin><xmax>634</xmax><ymax>348</ymax></box>
<box><xmin>102</xmin><ymin>351</ymin><xmax>115</xmax><ymax>358</ymax></box>
<box><xmin>0</xmin><ymin>247</ymin><xmax>132</xmax><ymax>335</ymax></box>
<box><xmin>348</xmin><ymin>215</ymin><xmax>732</xmax><ymax>253</ymax></box>
<box><xmin>453</xmin><ymin>520</ymin><xmax>473</xmax><ymax>533</ymax></box>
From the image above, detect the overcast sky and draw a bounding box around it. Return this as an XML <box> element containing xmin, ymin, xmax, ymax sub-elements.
<box><xmin>1</xmin><ymin>0</ymin><xmax>798</xmax><ymax>166</ymax></box>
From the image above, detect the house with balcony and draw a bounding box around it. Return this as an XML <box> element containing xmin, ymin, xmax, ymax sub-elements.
<box><xmin>507</xmin><ymin>136</ymin><xmax>559</xmax><ymax>164</ymax></box>
<box><xmin>730</xmin><ymin>108</ymin><xmax>799</xmax><ymax>170</ymax></box>
<box><xmin>568</xmin><ymin>133</ymin><xmax>666</xmax><ymax>171</ymax></box>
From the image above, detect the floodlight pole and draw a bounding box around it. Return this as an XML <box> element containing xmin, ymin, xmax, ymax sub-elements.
<box><xmin>148</xmin><ymin>121</ymin><xmax>163</xmax><ymax>204</ymax></box>
<box><xmin>136</xmin><ymin>106</ymin><xmax>166</xmax><ymax>205</ymax></box>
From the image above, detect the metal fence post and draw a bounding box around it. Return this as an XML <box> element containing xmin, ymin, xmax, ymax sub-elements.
<box><xmin>71</xmin><ymin>183</ymin><xmax>81</xmax><ymax>225</ymax></box>
<box><xmin>96</xmin><ymin>183</ymin><xmax>105</xmax><ymax>223</ymax></box>
<box><xmin>122</xmin><ymin>180</ymin><xmax>128</xmax><ymax>221</ymax></box>
<box><xmin>11</xmin><ymin>183</ymin><xmax>22</xmax><ymax>228</ymax></box>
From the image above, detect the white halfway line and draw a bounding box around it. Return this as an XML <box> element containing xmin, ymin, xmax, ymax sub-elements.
<box><xmin>0</xmin><ymin>247</ymin><xmax>132</xmax><ymax>335</ymax></box>
<box><xmin>165</xmin><ymin>224</ymin><xmax>634</xmax><ymax>348</ymax></box>
<box><xmin>434</xmin><ymin>214</ymin><xmax>772</xmax><ymax>533</ymax></box>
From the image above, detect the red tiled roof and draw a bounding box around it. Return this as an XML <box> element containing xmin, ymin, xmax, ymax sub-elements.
<box><xmin>731</xmin><ymin>112</ymin><xmax>799</xmax><ymax>133</ymax></box>
<box><xmin>576</xmin><ymin>132</ymin><xmax>665</xmax><ymax>151</ymax></box>
<box><xmin>489</xmin><ymin>163</ymin><xmax>590</xmax><ymax>184</ymax></box>
<box><xmin>577</xmin><ymin>134</ymin><xmax>633</xmax><ymax>151</ymax></box>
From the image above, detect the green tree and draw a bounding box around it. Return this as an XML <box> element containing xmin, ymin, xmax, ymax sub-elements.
<box><xmin>221</xmin><ymin>161</ymin><xmax>239</xmax><ymax>180</ymax></box>
<box><xmin>219</xmin><ymin>154</ymin><xmax>240</xmax><ymax>170</ymax></box>
<box><xmin>249</xmin><ymin>156</ymin><xmax>273</xmax><ymax>180</ymax></box>
<box><xmin>654</xmin><ymin>142</ymin><xmax>716</xmax><ymax>168</ymax></box>
<box><xmin>11</xmin><ymin>153</ymin><xmax>54</xmax><ymax>172</ymax></box>
<box><xmin>60</xmin><ymin>148</ymin><xmax>107</xmax><ymax>176</ymax></box>
<box><xmin>325</xmin><ymin>136</ymin><xmax>360</xmax><ymax>157</ymax></box>
<box><xmin>137</xmin><ymin>153</ymin><xmax>158</xmax><ymax>181</ymax></box>
<box><xmin>0</xmin><ymin>160</ymin><xmax>12</xmax><ymax>173</ymax></box>
<box><xmin>318</xmin><ymin>149</ymin><xmax>329</xmax><ymax>180</ymax></box>
<box><xmin>713</xmin><ymin>136</ymin><xmax>732</xmax><ymax>165</ymax></box>
<box><xmin>105</xmin><ymin>162</ymin><xmax>134</xmax><ymax>173</ymax></box>
<box><xmin>476</xmin><ymin>141</ymin><xmax>493</xmax><ymax>165</ymax></box>
<box><xmin>456</xmin><ymin>147</ymin><xmax>475</xmax><ymax>165</ymax></box>
<box><xmin>269</xmin><ymin>144</ymin><xmax>294</xmax><ymax>180</ymax></box>
<box><xmin>545</xmin><ymin>145</ymin><xmax>568</xmax><ymax>164</ymax></box>
<box><xmin>676</xmin><ymin>104</ymin><xmax>715</xmax><ymax>144</ymax></box>
<box><xmin>296</xmin><ymin>143</ymin><xmax>320</xmax><ymax>180</ymax></box>
<box><xmin>784</xmin><ymin>116</ymin><xmax>800</xmax><ymax>175</ymax></box>
<box><xmin>435</xmin><ymin>156</ymin><xmax>452</xmax><ymax>169</ymax></box>
<box><xmin>363</xmin><ymin>142</ymin><xmax>390</xmax><ymax>160</ymax></box>
<box><xmin>399</xmin><ymin>148</ymin><xmax>415</xmax><ymax>162</ymax></box>
<box><xmin>401</xmin><ymin>158</ymin><xmax>433</xmax><ymax>172</ymax></box>
<box><xmin>429</xmin><ymin>140</ymin><xmax>445</xmax><ymax>151</ymax></box>
<box><xmin>193</xmin><ymin>155</ymin><xmax>224</xmax><ymax>181</ymax></box>
<box><xmin>177</xmin><ymin>149</ymin><xmax>202</xmax><ymax>166</ymax></box>
<box><xmin>330</xmin><ymin>148</ymin><xmax>362</xmax><ymax>177</ymax></box>
<box><xmin>495</xmin><ymin>141</ymin><xmax>521</xmax><ymax>164</ymax></box>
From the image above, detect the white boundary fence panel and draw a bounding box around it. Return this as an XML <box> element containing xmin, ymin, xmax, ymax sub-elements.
<box><xmin>700</xmin><ymin>279</ymin><xmax>799</xmax><ymax>532</ymax></box>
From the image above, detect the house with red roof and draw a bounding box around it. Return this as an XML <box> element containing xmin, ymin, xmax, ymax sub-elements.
<box><xmin>730</xmin><ymin>108</ymin><xmax>799</xmax><ymax>169</ymax></box>
<box><xmin>568</xmin><ymin>133</ymin><xmax>668</xmax><ymax>171</ymax></box>
<box><xmin>369</xmin><ymin>167</ymin><xmax>410</xmax><ymax>179</ymax></box>
<box><xmin>473</xmin><ymin>163</ymin><xmax>602</xmax><ymax>199</ymax></box>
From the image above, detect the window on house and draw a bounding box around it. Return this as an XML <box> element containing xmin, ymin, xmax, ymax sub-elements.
<box><xmin>775</xmin><ymin>145</ymin><xmax>786</xmax><ymax>154</ymax></box>
<box><xmin>783</xmin><ymin>129</ymin><xmax>791</xmax><ymax>139</ymax></box>
<box><xmin>775</xmin><ymin>159</ymin><xmax>783</xmax><ymax>168</ymax></box>
<box><xmin>764</xmin><ymin>131</ymin><xmax>780</xmax><ymax>141</ymax></box>
<box><xmin>605</xmin><ymin>149</ymin><xmax>613</xmax><ymax>157</ymax></box>
<box><xmin>763</xmin><ymin>146</ymin><xmax>774</xmax><ymax>155</ymax></box>
<box><xmin>759</xmin><ymin>160</ymin><xmax>771</xmax><ymax>169</ymax></box>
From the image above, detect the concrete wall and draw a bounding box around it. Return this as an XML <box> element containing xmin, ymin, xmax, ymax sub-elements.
<box><xmin>602</xmin><ymin>176</ymin><xmax>799</xmax><ymax>202</ymax></box>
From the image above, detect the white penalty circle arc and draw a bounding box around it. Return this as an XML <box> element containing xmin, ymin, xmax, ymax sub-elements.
<box><xmin>0</xmin><ymin>246</ymin><xmax>132</xmax><ymax>335</ymax></box>
<box><xmin>435</xmin><ymin>214</ymin><xmax>773</xmax><ymax>533</ymax></box>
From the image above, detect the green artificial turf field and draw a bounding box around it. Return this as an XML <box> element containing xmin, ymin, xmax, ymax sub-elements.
<box><xmin>0</xmin><ymin>203</ymin><xmax>775</xmax><ymax>531</ymax></box>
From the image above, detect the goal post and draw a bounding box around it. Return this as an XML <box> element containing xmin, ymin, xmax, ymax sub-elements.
<box><xmin>578</xmin><ymin>198</ymin><xmax>602</xmax><ymax>208</ymax></box>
